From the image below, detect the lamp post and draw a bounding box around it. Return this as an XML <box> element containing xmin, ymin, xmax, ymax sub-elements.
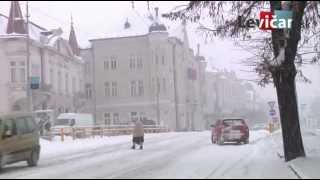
<box><xmin>26</xmin><ymin>1</ymin><xmax>33</xmax><ymax>113</ymax></box>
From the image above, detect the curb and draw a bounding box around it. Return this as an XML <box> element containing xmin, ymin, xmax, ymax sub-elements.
<box><xmin>269</xmin><ymin>132</ymin><xmax>306</xmax><ymax>179</ymax></box>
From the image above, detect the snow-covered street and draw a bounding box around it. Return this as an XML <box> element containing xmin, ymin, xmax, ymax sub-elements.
<box><xmin>0</xmin><ymin>131</ymin><xmax>298</xmax><ymax>179</ymax></box>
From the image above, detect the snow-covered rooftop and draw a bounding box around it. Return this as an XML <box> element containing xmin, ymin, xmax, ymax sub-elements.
<box><xmin>105</xmin><ymin>9</ymin><xmax>152</xmax><ymax>39</ymax></box>
<box><xmin>0</xmin><ymin>13</ymin><xmax>47</xmax><ymax>42</ymax></box>
<box><xmin>99</xmin><ymin>8</ymin><xmax>188</xmax><ymax>45</ymax></box>
<box><xmin>0</xmin><ymin>15</ymin><xmax>6</xmax><ymax>34</ymax></box>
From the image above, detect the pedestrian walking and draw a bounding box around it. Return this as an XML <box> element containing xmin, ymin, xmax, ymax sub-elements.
<box><xmin>132</xmin><ymin>119</ymin><xmax>144</xmax><ymax>150</ymax></box>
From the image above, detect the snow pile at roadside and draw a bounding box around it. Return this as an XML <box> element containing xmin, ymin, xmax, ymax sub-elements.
<box><xmin>271</xmin><ymin>129</ymin><xmax>320</xmax><ymax>179</ymax></box>
<box><xmin>40</xmin><ymin>132</ymin><xmax>177</xmax><ymax>159</ymax></box>
<box><xmin>40</xmin><ymin>135</ymin><xmax>130</xmax><ymax>158</ymax></box>
<box><xmin>249</xmin><ymin>129</ymin><xmax>270</xmax><ymax>143</ymax></box>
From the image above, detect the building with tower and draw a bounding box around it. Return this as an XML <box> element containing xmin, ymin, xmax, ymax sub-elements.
<box><xmin>81</xmin><ymin>5</ymin><xmax>207</xmax><ymax>131</ymax></box>
<box><xmin>0</xmin><ymin>1</ymin><xmax>85</xmax><ymax>115</ymax></box>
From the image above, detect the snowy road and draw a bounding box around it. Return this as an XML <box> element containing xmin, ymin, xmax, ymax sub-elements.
<box><xmin>0</xmin><ymin>131</ymin><xmax>298</xmax><ymax>179</ymax></box>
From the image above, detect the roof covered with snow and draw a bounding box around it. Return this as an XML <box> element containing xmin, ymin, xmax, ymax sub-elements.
<box><xmin>104</xmin><ymin>9</ymin><xmax>152</xmax><ymax>39</ymax></box>
<box><xmin>100</xmin><ymin>7</ymin><xmax>188</xmax><ymax>45</ymax></box>
<box><xmin>0</xmin><ymin>13</ymin><xmax>47</xmax><ymax>41</ymax></box>
<box><xmin>0</xmin><ymin>15</ymin><xmax>7</xmax><ymax>34</ymax></box>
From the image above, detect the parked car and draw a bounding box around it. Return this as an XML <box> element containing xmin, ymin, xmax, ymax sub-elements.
<box><xmin>211</xmin><ymin>119</ymin><xmax>249</xmax><ymax>145</ymax></box>
<box><xmin>55</xmin><ymin>113</ymin><xmax>94</xmax><ymax>128</ymax></box>
<box><xmin>0</xmin><ymin>113</ymin><xmax>41</xmax><ymax>170</ymax></box>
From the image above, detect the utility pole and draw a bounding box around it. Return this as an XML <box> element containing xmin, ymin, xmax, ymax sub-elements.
<box><xmin>26</xmin><ymin>1</ymin><xmax>33</xmax><ymax>113</ymax></box>
<box><xmin>156</xmin><ymin>49</ymin><xmax>160</xmax><ymax>126</ymax></box>
<box><xmin>91</xmin><ymin>44</ymin><xmax>97</xmax><ymax>125</ymax></box>
<box><xmin>156</xmin><ymin>77</ymin><xmax>160</xmax><ymax>125</ymax></box>
<box><xmin>171</xmin><ymin>42</ymin><xmax>179</xmax><ymax>131</ymax></box>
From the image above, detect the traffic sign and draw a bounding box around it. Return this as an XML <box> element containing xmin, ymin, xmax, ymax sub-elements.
<box><xmin>30</xmin><ymin>76</ymin><xmax>40</xmax><ymax>89</ymax></box>
<box><xmin>269</xmin><ymin>110</ymin><xmax>276</xmax><ymax>116</ymax></box>
<box><xmin>268</xmin><ymin>101</ymin><xmax>276</xmax><ymax>110</ymax></box>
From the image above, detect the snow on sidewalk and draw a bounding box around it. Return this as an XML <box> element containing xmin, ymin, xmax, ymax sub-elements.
<box><xmin>272</xmin><ymin>129</ymin><xmax>320</xmax><ymax>179</ymax></box>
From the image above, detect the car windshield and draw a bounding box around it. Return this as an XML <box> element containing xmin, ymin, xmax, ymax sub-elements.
<box><xmin>223</xmin><ymin>119</ymin><xmax>244</xmax><ymax>126</ymax></box>
<box><xmin>54</xmin><ymin>119</ymin><xmax>70</xmax><ymax>126</ymax></box>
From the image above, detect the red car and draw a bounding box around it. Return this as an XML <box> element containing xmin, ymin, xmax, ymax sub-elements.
<box><xmin>211</xmin><ymin>119</ymin><xmax>249</xmax><ymax>145</ymax></box>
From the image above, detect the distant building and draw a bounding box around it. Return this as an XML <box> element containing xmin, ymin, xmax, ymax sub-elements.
<box><xmin>203</xmin><ymin>69</ymin><xmax>257</xmax><ymax>127</ymax></box>
<box><xmin>0</xmin><ymin>1</ymin><xmax>85</xmax><ymax>115</ymax></box>
<box><xmin>81</xmin><ymin>7</ymin><xmax>207</xmax><ymax>131</ymax></box>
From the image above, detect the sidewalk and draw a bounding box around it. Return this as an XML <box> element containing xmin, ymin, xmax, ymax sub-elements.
<box><xmin>271</xmin><ymin>129</ymin><xmax>320</xmax><ymax>179</ymax></box>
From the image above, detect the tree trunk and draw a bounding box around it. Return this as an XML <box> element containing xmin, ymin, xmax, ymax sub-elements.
<box><xmin>269</xmin><ymin>1</ymin><xmax>307</xmax><ymax>162</ymax></box>
<box><xmin>272</xmin><ymin>68</ymin><xmax>306</xmax><ymax>162</ymax></box>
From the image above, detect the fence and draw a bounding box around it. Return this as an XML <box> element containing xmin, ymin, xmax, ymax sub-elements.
<box><xmin>49</xmin><ymin>125</ymin><xmax>169</xmax><ymax>142</ymax></box>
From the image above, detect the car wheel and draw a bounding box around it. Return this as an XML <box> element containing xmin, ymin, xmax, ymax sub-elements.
<box><xmin>0</xmin><ymin>155</ymin><xmax>3</xmax><ymax>171</ymax></box>
<box><xmin>218</xmin><ymin>136</ymin><xmax>224</xmax><ymax>145</ymax></box>
<box><xmin>244</xmin><ymin>139</ymin><xmax>249</xmax><ymax>144</ymax></box>
<box><xmin>211</xmin><ymin>137</ymin><xmax>215</xmax><ymax>144</ymax></box>
<box><xmin>27</xmin><ymin>148</ymin><xmax>40</xmax><ymax>167</ymax></box>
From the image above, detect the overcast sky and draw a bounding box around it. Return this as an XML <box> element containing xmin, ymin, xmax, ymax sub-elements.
<box><xmin>1</xmin><ymin>1</ymin><xmax>319</xmax><ymax>105</ymax></box>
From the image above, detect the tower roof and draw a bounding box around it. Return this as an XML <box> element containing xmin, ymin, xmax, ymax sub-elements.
<box><xmin>149</xmin><ymin>7</ymin><xmax>167</xmax><ymax>33</ymax></box>
<box><xmin>69</xmin><ymin>18</ymin><xmax>80</xmax><ymax>56</ymax></box>
<box><xmin>6</xmin><ymin>1</ymin><xmax>26</xmax><ymax>34</ymax></box>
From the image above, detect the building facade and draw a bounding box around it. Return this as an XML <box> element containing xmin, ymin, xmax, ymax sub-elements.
<box><xmin>203</xmin><ymin>69</ymin><xmax>257</xmax><ymax>128</ymax></box>
<box><xmin>82</xmin><ymin>7</ymin><xmax>207</xmax><ymax>131</ymax></box>
<box><xmin>0</xmin><ymin>2</ymin><xmax>85</xmax><ymax>116</ymax></box>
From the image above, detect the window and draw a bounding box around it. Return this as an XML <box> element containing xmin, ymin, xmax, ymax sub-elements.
<box><xmin>10</xmin><ymin>62</ymin><xmax>16</xmax><ymax>66</ymax></box>
<box><xmin>104</xmin><ymin>82</ymin><xmax>110</xmax><ymax>97</ymax></box>
<box><xmin>113</xmin><ymin>113</ymin><xmax>119</xmax><ymax>124</ymax></box>
<box><xmin>112</xmin><ymin>82</ymin><xmax>117</xmax><ymax>97</ymax></box>
<box><xmin>129</xmin><ymin>55</ymin><xmax>135</xmax><ymax>69</ymax></box>
<box><xmin>137</xmin><ymin>56</ymin><xmax>143</xmax><ymax>69</ymax></box>
<box><xmin>11</xmin><ymin>68</ymin><xmax>17</xmax><ymax>83</ymax></box>
<box><xmin>3</xmin><ymin>119</ymin><xmax>17</xmax><ymax>137</ymax></box>
<box><xmin>131</xmin><ymin>81</ymin><xmax>137</xmax><ymax>97</ymax></box>
<box><xmin>65</xmin><ymin>73</ymin><xmax>69</xmax><ymax>95</ymax></box>
<box><xmin>111</xmin><ymin>56</ymin><xmax>117</xmax><ymax>70</ymax></box>
<box><xmin>104</xmin><ymin>113</ymin><xmax>111</xmax><ymax>125</ymax></box>
<box><xmin>25</xmin><ymin>117</ymin><xmax>36</xmax><ymax>133</ymax></box>
<box><xmin>155</xmin><ymin>54</ymin><xmax>159</xmax><ymax>65</ymax></box>
<box><xmin>86</xmin><ymin>84</ymin><xmax>92</xmax><ymax>99</ymax></box>
<box><xmin>162</xmin><ymin>55</ymin><xmax>165</xmax><ymax>65</ymax></box>
<box><xmin>138</xmin><ymin>80</ymin><xmax>144</xmax><ymax>96</ymax></box>
<box><xmin>10</xmin><ymin>61</ymin><xmax>26</xmax><ymax>83</ymax></box>
<box><xmin>104</xmin><ymin>60</ymin><xmax>109</xmax><ymax>70</ymax></box>
<box><xmin>19</xmin><ymin>68</ymin><xmax>25</xmax><ymax>83</ymax></box>
<box><xmin>58</xmin><ymin>71</ymin><xmax>62</xmax><ymax>94</ymax></box>
<box><xmin>15</xmin><ymin>118</ymin><xmax>29</xmax><ymax>135</ymax></box>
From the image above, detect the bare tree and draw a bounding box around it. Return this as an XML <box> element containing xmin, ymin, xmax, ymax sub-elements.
<box><xmin>164</xmin><ymin>1</ymin><xmax>320</xmax><ymax>162</ymax></box>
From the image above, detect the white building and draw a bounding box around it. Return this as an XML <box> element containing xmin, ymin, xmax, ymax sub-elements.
<box><xmin>0</xmin><ymin>2</ymin><xmax>85</xmax><ymax>116</ymax></box>
<box><xmin>203</xmin><ymin>69</ymin><xmax>257</xmax><ymax>128</ymax></box>
<box><xmin>82</xmin><ymin>7</ymin><xmax>207</xmax><ymax>131</ymax></box>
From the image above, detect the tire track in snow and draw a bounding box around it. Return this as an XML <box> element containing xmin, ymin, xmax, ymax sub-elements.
<box><xmin>97</xmin><ymin>133</ymin><xmax>210</xmax><ymax>178</ymax></box>
<box><xmin>0</xmin><ymin>133</ymin><xmax>188</xmax><ymax>179</ymax></box>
